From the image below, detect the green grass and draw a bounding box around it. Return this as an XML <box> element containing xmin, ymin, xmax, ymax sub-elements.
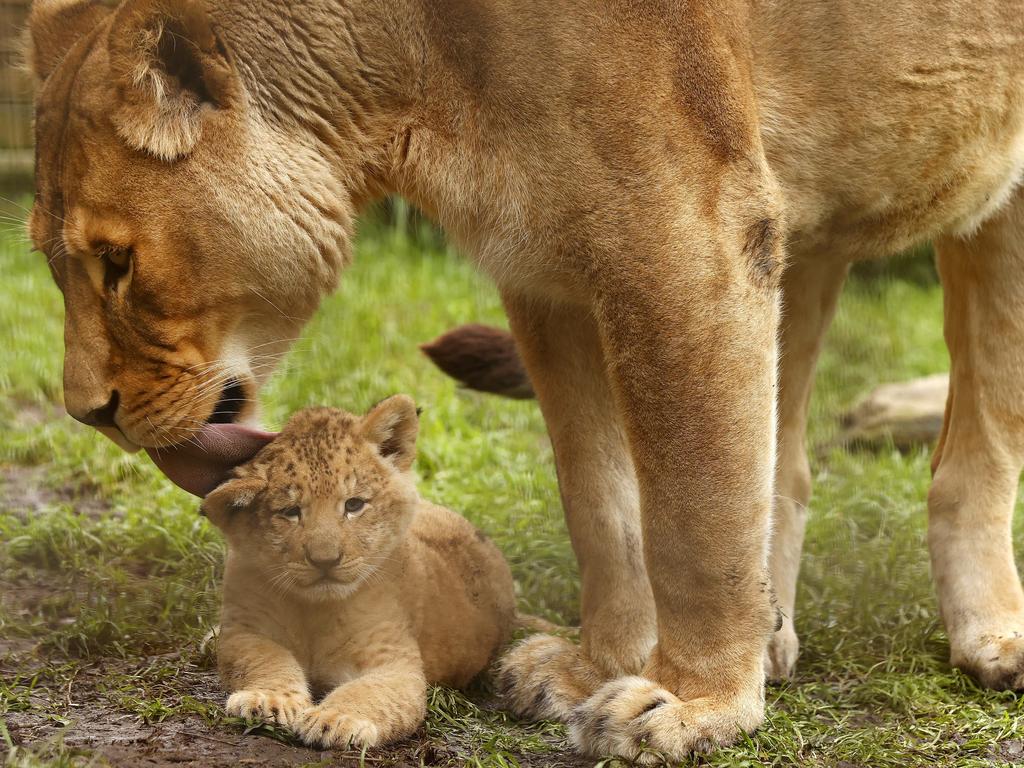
<box><xmin>1</xmin><ymin>206</ymin><xmax>1023</xmax><ymax>767</ymax></box>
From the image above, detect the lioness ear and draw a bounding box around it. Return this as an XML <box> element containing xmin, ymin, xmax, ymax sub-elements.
<box><xmin>200</xmin><ymin>477</ymin><xmax>263</xmax><ymax>528</ymax></box>
<box><xmin>359</xmin><ymin>395</ymin><xmax>419</xmax><ymax>472</ymax></box>
<box><xmin>27</xmin><ymin>0</ymin><xmax>116</xmax><ymax>82</ymax></box>
<box><xmin>107</xmin><ymin>0</ymin><xmax>238</xmax><ymax>161</ymax></box>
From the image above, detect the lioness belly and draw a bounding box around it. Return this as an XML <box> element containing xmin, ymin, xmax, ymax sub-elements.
<box><xmin>755</xmin><ymin>0</ymin><xmax>1024</xmax><ymax>258</ymax></box>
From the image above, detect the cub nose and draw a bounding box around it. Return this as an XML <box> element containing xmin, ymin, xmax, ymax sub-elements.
<box><xmin>304</xmin><ymin>546</ymin><xmax>342</xmax><ymax>572</ymax></box>
<box><xmin>70</xmin><ymin>390</ymin><xmax>121</xmax><ymax>429</ymax></box>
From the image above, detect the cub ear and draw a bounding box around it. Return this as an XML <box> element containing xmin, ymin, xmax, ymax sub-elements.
<box><xmin>27</xmin><ymin>0</ymin><xmax>116</xmax><ymax>82</ymax></box>
<box><xmin>106</xmin><ymin>0</ymin><xmax>239</xmax><ymax>161</ymax></box>
<box><xmin>359</xmin><ymin>395</ymin><xmax>420</xmax><ymax>472</ymax></box>
<box><xmin>200</xmin><ymin>476</ymin><xmax>263</xmax><ymax>528</ymax></box>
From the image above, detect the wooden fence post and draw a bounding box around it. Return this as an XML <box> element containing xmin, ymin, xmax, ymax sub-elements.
<box><xmin>1</xmin><ymin>0</ymin><xmax>33</xmax><ymax>185</ymax></box>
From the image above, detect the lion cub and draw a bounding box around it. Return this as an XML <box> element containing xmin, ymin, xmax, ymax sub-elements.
<box><xmin>202</xmin><ymin>396</ymin><xmax>517</xmax><ymax>748</ymax></box>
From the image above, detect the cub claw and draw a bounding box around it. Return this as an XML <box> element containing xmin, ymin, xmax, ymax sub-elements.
<box><xmin>225</xmin><ymin>689</ymin><xmax>309</xmax><ymax>727</ymax></box>
<box><xmin>297</xmin><ymin>706</ymin><xmax>381</xmax><ymax>749</ymax></box>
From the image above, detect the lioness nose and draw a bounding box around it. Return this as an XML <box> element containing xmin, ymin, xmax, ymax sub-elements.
<box><xmin>70</xmin><ymin>390</ymin><xmax>121</xmax><ymax>429</ymax></box>
<box><xmin>304</xmin><ymin>547</ymin><xmax>342</xmax><ymax>571</ymax></box>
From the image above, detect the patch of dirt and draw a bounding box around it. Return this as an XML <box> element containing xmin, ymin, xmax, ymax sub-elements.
<box><xmin>1</xmin><ymin>574</ymin><xmax>583</xmax><ymax>768</ymax></box>
<box><xmin>1</xmin><ymin>398</ymin><xmax>112</xmax><ymax>520</ymax></box>
<box><xmin>0</xmin><ymin>570</ymin><xmax>101</xmax><ymax>668</ymax></box>
<box><xmin>991</xmin><ymin>738</ymin><xmax>1024</xmax><ymax>764</ymax></box>
<box><xmin>0</xmin><ymin>464</ymin><xmax>112</xmax><ymax>519</ymax></box>
<box><xmin>2</xmin><ymin>658</ymin><xmax>582</xmax><ymax>768</ymax></box>
<box><xmin>6</xmin><ymin>706</ymin><xmax>336</xmax><ymax>768</ymax></box>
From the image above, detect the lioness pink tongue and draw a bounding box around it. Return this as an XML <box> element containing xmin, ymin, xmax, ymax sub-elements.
<box><xmin>146</xmin><ymin>423</ymin><xmax>278</xmax><ymax>498</ymax></box>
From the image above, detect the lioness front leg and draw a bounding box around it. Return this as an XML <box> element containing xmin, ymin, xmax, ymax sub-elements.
<box><xmin>297</xmin><ymin>638</ymin><xmax>426</xmax><ymax>749</ymax></box>
<box><xmin>930</xmin><ymin>190</ymin><xmax>1024</xmax><ymax>690</ymax></box>
<box><xmin>496</xmin><ymin>298</ymin><xmax>655</xmax><ymax>721</ymax></box>
<box><xmin>568</xmin><ymin>214</ymin><xmax>782</xmax><ymax>760</ymax></box>
<box><xmin>218</xmin><ymin>629</ymin><xmax>312</xmax><ymax>727</ymax></box>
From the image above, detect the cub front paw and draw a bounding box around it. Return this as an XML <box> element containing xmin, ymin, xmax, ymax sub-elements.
<box><xmin>569</xmin><ymin>676</ymin><xmax>764</xmax><ymax>764</ymax></box>
<box><xmin>297</xmin><ymin>706</ymin><xmax>381</xmax><ymax>749</ymax></box>
<box><xmin>225</xmin><ymin>688</ymin><xmax>311</xmax><ymax>727</ymax></box>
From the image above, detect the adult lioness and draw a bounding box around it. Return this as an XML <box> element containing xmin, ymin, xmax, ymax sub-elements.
<box><xmin>25</xmin><ymin>0</ymin><xmax>1024</xmax><ymax>761</ymax></box>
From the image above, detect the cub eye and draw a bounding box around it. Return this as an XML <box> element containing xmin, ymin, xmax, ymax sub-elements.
<box><xmin>344</xmin><ymin>498</ymin><xmax>366</xmax><ymax>516</ymax></box>
<box><xmin>96</xmin><ymin>244</ymin><xmax>132</xmax><ymax>293</ymax></box>
<box><xmin>278</xmin><ymin>506</ymin><xmax>302</xmax><ymax>520</ymax></box>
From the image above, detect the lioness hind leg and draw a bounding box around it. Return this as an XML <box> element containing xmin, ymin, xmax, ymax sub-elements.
<box><xmin>767</xmin><ymin>256</ymin><xmax>849</xmax><ymax>680</ymax></box>
<box><xmin>931</xmin><ymin>189</ymin><xmax>1024</xmax><ymax>690</ymax></box>
<box><xmin>503</xmin><ymin>295</ymin><xmax>657</xmax><ymax>683</ymax></box>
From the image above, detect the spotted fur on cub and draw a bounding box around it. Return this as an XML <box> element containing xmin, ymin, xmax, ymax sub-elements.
<box><xmin>203</xmin><ymin>396</ymin><xmax>517</xmax><ymax>748</ymax></box>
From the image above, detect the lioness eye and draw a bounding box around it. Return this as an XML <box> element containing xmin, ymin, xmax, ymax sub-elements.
<box><xmin>97</xmin><ymin>245</ymin><xmax>132</xmax><ymax>293</ymax></box>
<box><xmin>278</xmin><ymin>506</ymin><xmax>301</xmax><ymax>520</ymax></box>
<box><xmin>344</xmin><ymin>498</ymin><xmax>366</xmax><ymax>515</ymax></box>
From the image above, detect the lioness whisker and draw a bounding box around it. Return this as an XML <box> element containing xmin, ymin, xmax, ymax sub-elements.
<box><xmin>250</xmin><ymin>287</ymin><xmax>306</xmax><ymax>323</ymax></box>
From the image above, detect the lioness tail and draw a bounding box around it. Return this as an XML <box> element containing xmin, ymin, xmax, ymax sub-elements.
<box><xmin>420</xmin><ymin>324</ymin><xmax>535</xmax><ymax>399</ymax></box>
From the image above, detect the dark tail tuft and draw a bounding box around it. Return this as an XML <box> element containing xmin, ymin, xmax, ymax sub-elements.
<box><xmin>420</xmin><ymin>324</ymin><xmax>534</xmax><ymax>399</ymax></box>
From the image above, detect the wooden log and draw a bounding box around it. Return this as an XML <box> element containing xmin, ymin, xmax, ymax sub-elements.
<box><xmin>833</xmin><ymin>373</ymin><xmax>949</xmax><ymax>452</ymax></box>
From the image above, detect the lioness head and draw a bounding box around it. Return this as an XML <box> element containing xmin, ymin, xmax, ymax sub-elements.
<box><xmin>25</xmin><ymin>0</ymin><xmax>397</xmax><ymax>477</ymax></box>
<box><xmin>201</xmin><ymin>396</ymin><xmax>420</xmax><ymax>602</ymax></box>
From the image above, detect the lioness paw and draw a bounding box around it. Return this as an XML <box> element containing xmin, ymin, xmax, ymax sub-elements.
<box><xmin>954</xmin><ymin>628</ymin><xmax>1024</xmax><ymax>690</ymax></box>
<box><xmin>496</xmin><ymin>634</ymin><xmax>599</xmax><ymax>721</ymax></box>
<box><xmin>225</xmin><ymin>688</ymin><xmax>310</xmax><ymax>727</ymax></box>
<box><xmin>297</xmin><ymin>706</ymin><xmax>381</xmax><ymax>749</ymax></box>
<box><xmin>568</xmin><ymin>676</ymin><xmax>763</xmax><ymax>764</ymax></box>
<box><xmin>764</xmin><ymin>621</ymin><xmax>799</xmax><ymax>682</ymax></box>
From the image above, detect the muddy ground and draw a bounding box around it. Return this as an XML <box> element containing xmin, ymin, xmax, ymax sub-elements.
<box><xmin>0</xmin><ymin>496</ymin><xmax>584</xmax><ymax>768</ymax></box>
<box><xmin>2</xmin><ymin>616</ymin><xmax>584</xmax><ymax>767</ymax></box>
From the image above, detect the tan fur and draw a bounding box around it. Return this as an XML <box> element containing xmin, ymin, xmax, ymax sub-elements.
<box><xmin>203</xmin><ymin>397</ymin><xmax>517</xmax><ymax>748</ymax></box>
<box><xmin>26</xmin><ymin>0</ymin><xmax>1024</xmax><ymax>760</ymax></box>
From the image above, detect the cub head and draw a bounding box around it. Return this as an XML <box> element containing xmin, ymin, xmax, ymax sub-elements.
<box><xmin>25</xmin><ymin>0</ymin><xmax>389</xmax><ymax>458</ymax></box>
<box><xmin>201</xmin><ymin>396</ymin><xmax>420</xmax><ymax>602</ymax></box>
